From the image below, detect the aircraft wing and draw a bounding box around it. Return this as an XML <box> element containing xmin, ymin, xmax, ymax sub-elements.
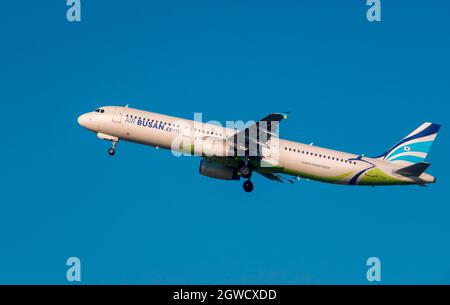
<box><xmin>228</xmin><ymin>112</ymin><xmax>289</xmax><ymax>157</ymax></box>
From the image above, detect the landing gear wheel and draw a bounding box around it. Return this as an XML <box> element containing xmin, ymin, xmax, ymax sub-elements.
<box><xmin>240</xmin><ymin>166</ymin><xmax>251</xmax><ymax>178</ymax></box>
<box><xmin>108</xmin><ymin>140</ymin><xmax>118</xmax><ymax>156</ymax></box>
<box><xmin>243</xmin><ymin>180</ymin><xmax>254</xmax><ymax>193</ymax></box>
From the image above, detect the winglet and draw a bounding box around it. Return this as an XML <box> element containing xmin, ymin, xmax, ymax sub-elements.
<box><xmin>281</xmin><ymin>111</ymin><xmax>290</xmax><ymax>119</ymax></box>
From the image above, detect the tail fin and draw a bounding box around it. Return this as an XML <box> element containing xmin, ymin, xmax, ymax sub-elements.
<box><xmin>375</xmin><ymin>122</ymin><xmax>441</xmax><ymax>165</ymax></box>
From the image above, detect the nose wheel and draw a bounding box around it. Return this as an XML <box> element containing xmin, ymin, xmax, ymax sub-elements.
<box><xmin>243</xmin><ymin>180</ymin><xmax>254</xmax><ymax>192</ymax></box>
<box><xmin>108</xmin><ymin>141</ymin><xmax>118</xmax><ymax>156</ymax></box>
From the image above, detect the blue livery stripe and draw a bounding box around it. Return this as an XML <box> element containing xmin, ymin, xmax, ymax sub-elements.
<box><xmin>373</xmin><ymin>123</ymin><xmax>441</xmax><ymax>160</ymax></box>
<box><xmin>387</xmin><ymin>141</ymin><xmax>433</xmax><ymax>160</ymax></box>
<box><xmin>388</xmin><ymin>155</ymin><xmax>425</xmax><ymax>163</ymax></box>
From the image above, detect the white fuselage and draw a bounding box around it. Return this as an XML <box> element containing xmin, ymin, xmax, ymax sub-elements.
<box><xmin>78</xmin><ymin>106</ymin><xmax>435</xmax><ymax>186</ymax></box>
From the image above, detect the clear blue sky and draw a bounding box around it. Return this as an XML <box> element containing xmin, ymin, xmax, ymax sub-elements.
<box><xmin>0</xmin><ymin>1</ymin><xmax>449</xmax><ymax>284</ymax></box>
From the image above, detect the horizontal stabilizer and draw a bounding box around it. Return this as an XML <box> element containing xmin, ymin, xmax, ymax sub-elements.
<box><xmin>256</xmin><ymin>171</ymin><xmax>295</xmax><ymax>184</ymax></box>
<box><xmin>394</xmin><ymin>162</ymin><xmax>430</xmax><ymax>177</ymax></box>
<box><xmin>256</xmin><ymin>172</ymin><xmax>284</xmax><ymax>183</ymax></box>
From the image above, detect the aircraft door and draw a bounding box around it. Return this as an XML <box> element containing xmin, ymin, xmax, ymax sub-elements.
<box><xmin>112</xmin><ymin>107</ymin><xmax>124</xmax><ymax>123</ymax></box>
<box><xmin>181</xmin><ymin>124</ymin><xmax>193</xmax><ymax>155</ymax></box>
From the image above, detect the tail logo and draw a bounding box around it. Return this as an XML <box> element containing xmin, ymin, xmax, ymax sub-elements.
<box><xmin>374</xmin><ymin>122</ymin><xmax>441</xmax><ymax>165</ymax></box>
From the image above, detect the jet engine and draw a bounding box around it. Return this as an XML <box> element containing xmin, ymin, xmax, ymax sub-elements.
<box><xmin>199</xmin><ymin>159</ymin><xmax>240</xmax><ymax>180</ymax></box>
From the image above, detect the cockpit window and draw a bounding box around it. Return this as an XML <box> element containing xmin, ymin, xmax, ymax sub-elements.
<box><xmin>95</xmin><ymin>108</ymin><xmax>100</xmax><ymax>112</ymax></box>
<box><xmin>95</xmin><ymin>108</ymin><xmax>105</xmax><ymax>113</ymax></box>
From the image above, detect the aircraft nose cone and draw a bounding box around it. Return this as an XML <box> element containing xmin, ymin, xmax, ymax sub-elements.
<box><xmin>77</xmin><ymin>113</ymin><xmax>90</xmax><ymax>128</ymax></box>
<box><xmin>77</xmin><ymin>114</ymin><xmax>85</xmax><ymax>127</ymax></box>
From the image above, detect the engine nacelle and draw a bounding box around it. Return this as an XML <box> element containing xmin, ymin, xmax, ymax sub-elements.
<box><xmin>199</xmin><ymin>159</ymin><xmax>240</xmax><ymax>180</ymax></box>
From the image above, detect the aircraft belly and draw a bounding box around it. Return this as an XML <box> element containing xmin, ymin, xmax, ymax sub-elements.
<box><xmin>279</xmin><ymin>152</ymin><xmax>357</xmax><ymax>184</ymax></box>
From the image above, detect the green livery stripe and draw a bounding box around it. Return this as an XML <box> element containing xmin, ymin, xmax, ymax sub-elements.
<box><xmin>358</xmin><ymin>168</ymin><xmax>407</xmax><ymax>185</ymax></box>
<box><xmin>279</xmin><ymin>168</ymin><xmax>355</xmax><ymax>183</ymax></box>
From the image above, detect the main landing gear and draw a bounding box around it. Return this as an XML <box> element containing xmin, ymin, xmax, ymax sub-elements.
<box><xmin>243</xmin><ymin>180</ymin><xmax>254</xmax><ymax>193</ymax></box>
<box><xmin>108</xmin><ymin>141</ymin><xmax>118</xmax><ymax>156</ymax></box>
<box><xmin>238</xmin><ymin>159</ymin><xmax>253</xmax><ymax>192</ymax></box>
<box><xmin>239</xmin><ymin>165</ymin><xmax>251</xmax><ymax>178</ymax></box>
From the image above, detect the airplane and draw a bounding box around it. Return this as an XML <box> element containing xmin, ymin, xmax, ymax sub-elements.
<box><xmin>78</xmin><ymin>106</ymin><xmax>440</xmax><ymax>192</ymax></box>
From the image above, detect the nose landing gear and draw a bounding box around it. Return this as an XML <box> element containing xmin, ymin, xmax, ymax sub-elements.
<box><xmin>108</xmin><ymin>141</ymin><xmax>118</xmax><ymax>156</ymax></box>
